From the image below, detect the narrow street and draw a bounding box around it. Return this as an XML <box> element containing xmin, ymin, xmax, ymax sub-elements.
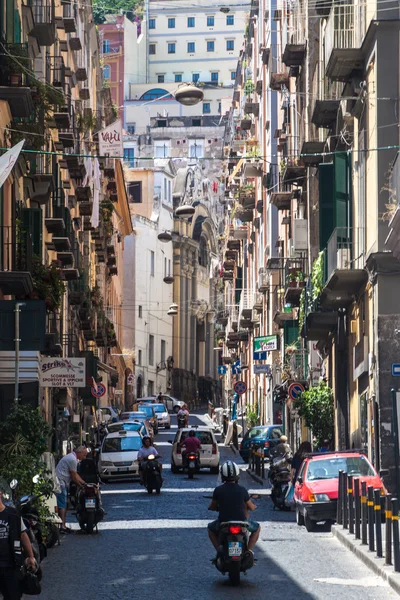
<box><xmin>40</xmin><ymin>415</ymin><xmax>395</xmax><ymax>599</ymax></box>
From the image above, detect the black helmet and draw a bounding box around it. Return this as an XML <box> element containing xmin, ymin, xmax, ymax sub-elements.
<box><xmin>142</xmin><ymin>436</ymin><xmax>151</xmax><ymax>444</ymax></box>
<box><xmin>189</xmin><ymin>430</ymin><xmax>196</xmax><ymax>437</ymax></box>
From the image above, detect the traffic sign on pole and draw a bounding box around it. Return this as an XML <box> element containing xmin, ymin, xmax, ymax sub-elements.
<box><xmin>288</xmin><ymin>382</ymin><xmax>305</xmax><ymax>401</ymax></box>
<box><xmin>91</xmin><ymin>383</ymin><xmax>106</xmax><ymax>398</ymax></box>
<box><xmin>127</xmin><ymin>374</ymin><xmax>135</xmax><ymax>385</ymax></box>
<box><xmin>234</xmin><ymin>381</ymin><xmax>247</xmax><ymax>395</ymax></box>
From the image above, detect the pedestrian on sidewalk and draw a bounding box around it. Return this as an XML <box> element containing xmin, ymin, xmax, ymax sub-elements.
<box><xmin>55</xmin><ymin>446</ymin><xmax>87</xmax><ymax>534</ymax></box>
<box><xmin>291</xmin><ymin>441</ymin><xmax>312</xmax><ymax>483</ymax></box>
<box><xmin>0</xmin><ymin>486</ymin><xmax>36</xmax><ymax>600</ymax></box>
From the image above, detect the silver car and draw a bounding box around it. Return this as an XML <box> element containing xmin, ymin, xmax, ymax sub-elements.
<box><xmin>139</xmin><ymin>395</ymin><xmax>185</xmax><ymax>414</ymax></box>
<box><xmin>151</xmin><ymin>403</ymin><xmax>171</xmax><ymax>429</ymax></box>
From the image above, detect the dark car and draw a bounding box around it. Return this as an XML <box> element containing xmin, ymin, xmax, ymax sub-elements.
<box><xmin>239</xmin><ymin>425</ymin><xmax>283</xmax><ymax>462</ymax></box>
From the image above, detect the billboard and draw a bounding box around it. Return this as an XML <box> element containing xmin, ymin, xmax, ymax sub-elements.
<box><xmin>253</xmin><ymin>335</ymin><xmax>279</xmax><ymax>360</ymax></box>
<box><xmin>39</xmin><ymin>358</ymin><xmax>86</xmax><ymax>388</ymax></box>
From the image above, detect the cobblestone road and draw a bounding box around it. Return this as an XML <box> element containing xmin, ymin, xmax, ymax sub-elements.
<box><xmin>39</xmin><ymin>415</ymin><xmax>396</xmax><ymax>600</ymax></box>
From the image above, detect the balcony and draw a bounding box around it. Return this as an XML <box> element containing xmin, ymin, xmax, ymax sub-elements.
<box><xmin>62</xmin><ymin>1</ymin><xmax>76</xmax><ymax>33</ymax></box>
<box><xmin>243</xmin><ymin>161</ymin><xmax>262</xmax><ymax>178</ymax></box>
<box><xmin>236</xmin><ymin>208</ymin><xmax>253</xmax><ymax>223</ymax></box>
<box><xmin>79</xmin><ymin>87</ymin><xmax>90</xmax><ymax>101</ymax></box>
<box><xmin>270</xmin><ymin>191</ymin><xmax>292</xmax><ymax>210</ymax></box>
<box><xmin>324</xmin><ymin>2</ymin><xmax>366</xmax><ymax>81</ymax></box>
<box><xmin>231</xmin><ymin>225</ymin><xmax>248</xmax><ymax>240</ymax></box>
<box><xmin>238</xmin><ymin>187</ymin><xmax>256</xmax><ymax>209</ymax></box>
<box><xmin>312</xmin><ymin>100</ymin><xmax>340</xmax><ymax>128</ymax></box>
<box><xmin>282</xmin><ymin>158</ymin><xmax>306</xmax><ymax>186</ymax></box>
<box><xmin>239</xmin><ymin>289</ymin><xmax>253</xmax><ymax>320</ymax></box>
<box><xmin>79</xmin><ymin>202</ymin><xmax>93</xmax><ymax>217</ymax></box>
<box><xmin>269</xmin><ymin>51</ymin><xmax>289</xmax><ymax>91</ymax></box>
<box><xmin>284</xmin><ymin>257</ymin><xmax>307</xmax><ymax>306</ymax></box>
<box><xmin>0</xmin><ymin>226</ymin><xmax>34</xmax><ymax>295</ymax></box>
<box><xmin>29</xmin><ymin>0</ymin><xmax>56</xmax><ymax>46</ymax></box>
<box><xmin>25</xmin><ymin>154</ymin><xmax>54</xmax><ymax>205</ymax></box>
<box><xmin>258</xmin><ymin>268</ymin><xmax>269</xmax><ymax>293</ymax></box>
<box><xmin>320</xmin><ymin>227</ymin><xmax>367</xmax><ymax>308</ymax></box>
<box><xmin>75</xmin><ymin>51</ymin><xmax>88</xmax><ymax>82</ymax></box>
<box><xmin>253</xmin><ymin>292</ymin><xmax>263</xmax><ymax>312</ymax></box>
<box><xmin>244</xmin><ymin>101</ymin><xmax>259</xmax><ymax>117</ymax></box>
<box><xmin>282</xmin><ymin>43</ymin><xmax>306</xmax><ymax>67</ymax></box>
<box><xmin>223</xmin><ymin>260</ymin><xmax>235</xmax><ymax>271</ymax></box>
<box><xmin>0</xmin><ymin>45</ymin><xmax>34</xmax><ymax>117</ymax></box>
<box><xmin>273</xmin><ymin>287</ymin><xmax>295</xmax><ymax>327</ymax></box>
<box><xmin>301</xmin><ymin>140</ymin><xmax>325</xmax><ymax>166</ymax></box>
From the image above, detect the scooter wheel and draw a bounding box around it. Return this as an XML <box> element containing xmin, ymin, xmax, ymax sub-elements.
<box><xmin>86</xmin><ymin>512</ymin><xmax>95</xmax><ymax>534</ymax></box>
<box><xmin>228</xmin><ymin>562</ymin><xmax>241</xmax><ymax>586</ymax></box>
<box><xmin>147</xmin><ymin>487</ymin><xmax>153</xmax><ymax>494</ymax></box>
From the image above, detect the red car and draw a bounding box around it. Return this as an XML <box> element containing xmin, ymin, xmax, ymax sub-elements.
<box><xmin>294</xmin><ymin>451</ymin><xmax>386</xmax><ymax>532</ymax></box>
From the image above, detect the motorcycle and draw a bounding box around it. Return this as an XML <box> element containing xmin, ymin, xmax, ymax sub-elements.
<box><xmin>268</xmin><ymin>455</ymin><xmax>291</xmax><ymax>511</ymax></box>
<box><xmin>183</xmin><ymin>451</ymin><xmax>200</xmax><ymax>479</ymax></box>
<box><xmin>143</xmin><ymin>454</ymin><xmax>162</xmax><ymax>494</ymax></box>
<box><xmin>75</xmin><ymin>458</ymin><xmax>104</xmax><ymax>534</ymax></box>
<box><xmin>177</xmin><ymin>414</ymin><xmax>186</xmax><ymax>429</ymax></box>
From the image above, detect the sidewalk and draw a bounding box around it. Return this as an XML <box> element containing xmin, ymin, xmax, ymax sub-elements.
<box><xmin>331</xmin><ymin>525</ymin><xmax>400</xmax><ymax>595</ymax></box>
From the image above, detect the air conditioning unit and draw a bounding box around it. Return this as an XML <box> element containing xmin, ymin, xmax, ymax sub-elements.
<box><xmin>293</xmin><ymin>218</ymin><xmax>308</xmax><ymax>250</ymax></box>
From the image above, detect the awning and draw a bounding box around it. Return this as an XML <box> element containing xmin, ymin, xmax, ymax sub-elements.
<box><xmin>97</xmin><ymin>361</ymin><xmax>119</xmax><ymax>378</ymax></box>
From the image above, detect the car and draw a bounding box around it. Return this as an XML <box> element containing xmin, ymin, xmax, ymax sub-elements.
<box><xmin>96</xmin><ymin>406</ymin><xmax>120</xmax><ymax>423</ymax></box>
<box><xmin>239</xmin><ymin>425</ymin><xmax>283</xmax><ymax>462</ymax></box>
<box><xmin>141</xmin><ymin>395</ymin><xmax>186</xmax><ymax>414</ymax></box>
<box><xmin>294</xmin><ymin>451</ymin><xmax>386</xmax><ymax>532</ymax></box>
<box><xmin>107</xmin><ymin>419</ymin><xmax>149</xmax><ymax>438</ymax></box>
<box><xmin>150</xmin><ymin>403</ymin><xmax>171</xmax><ymax>429</ymax></box>
<box><xmin>169</xmin><ymin>427</ymin><xmax>220</xmax><ymax>474</ymax></box>
<box><xmin>136</xmin><ymin>404</ymin><xmax>159</xmax><ymax>434</ymax></box>
<box><xmin>119</xmin><ymin>412</ymin><xmax>154</xmax><ymax>440</ymax></box>
<box><xmin>99</xmin><ymin>430</ymin><xmax>142</xmax><ymax>481</ymax></box>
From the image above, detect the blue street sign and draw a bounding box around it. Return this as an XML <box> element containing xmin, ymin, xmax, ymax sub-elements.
<box><xmin>218</xmin><ymin>365</ymin><xmax>227</xmax><ymax>375</ymax></box>
<box><xmin>232</xmin><ymin>360</ymin><xmax>241</xmax><ymax>375</ymax></box>
<box><xmin>253</xmin><ymin>351</ymin><xmax>267</xmax><ymax>361</ymax></box>
<box><xmin>392</xmin><ymin>364</ymin><xmax>400</xmax><ymax>376</ymax></box>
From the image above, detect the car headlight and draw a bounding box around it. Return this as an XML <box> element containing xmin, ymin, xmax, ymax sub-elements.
<box><xmin>132</xmin><ymin>460</ymin><xmax>139</xmax><ymax>465</ymax></box>
<box><xmin>310</xmin><ymin>493</ymin><xmax>330</xmax><ymax>502</ymax></box>
<box><xmin>101</xmin><ymin>461</ymin><xmax>113</xmax><ymax>466</ymax></box>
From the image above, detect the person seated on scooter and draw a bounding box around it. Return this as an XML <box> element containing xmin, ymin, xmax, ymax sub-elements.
<box><xmin>207</xmin><ymin>461</ymin><xmax>260</xmax><ymax>562</ymax></box>
<box><xmin>181</xmin><ymin>430</ymin><xmax>201</xmax><ymax>466</ymax></box>
<box><xmin>177</xmin><ymin>405</ymin><xmax>189</xmax><ymax>428</ymax></box>
<box><xmin>137</xmin><ymin>437</ymin><xmax>162</xmax><ymax>484</ymax></box>
<box><xmin>270</xmin><ymin>435</ymin><xmax>292</xmax><ymax>461</ymax></box>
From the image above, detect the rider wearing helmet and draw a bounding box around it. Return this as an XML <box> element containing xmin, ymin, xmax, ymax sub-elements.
<box><xmin>177</xmin><ymin>404</ymin><xmax>189</xmax><ymax>428</ymax></box>
<box><xmin>137</xmin><ymin>436</ymin><xmax>162</xmax><ymax>484</ymax></box>
<box><xmin>208</xmin><ymin>460</ymin><xmax>260</xmax><ymax>559</ymax></box>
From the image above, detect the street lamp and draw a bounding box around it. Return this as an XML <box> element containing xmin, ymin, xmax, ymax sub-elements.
<box><xmin>175</xmin><ymin>205</ymin><xmax>195</xmax><ymax>218</ymax></box>
<box><xmin>167</xmin><ymin>303</ymin><xmax>178</xmax><ymax>316</ymax></box>
<box><xmin>158</xmin><ymin>231</ymin><xmax>173</xmax><ymax>242</ymax></box>
<box><xmin>174</xmin><ymin>84</ymin><xmax>204</xmax><ymax>106</ymax></box>
<box><xmin>220</xmin><ymin>6</ymin><xmax>230</xmax><ymax>13</ymax></box>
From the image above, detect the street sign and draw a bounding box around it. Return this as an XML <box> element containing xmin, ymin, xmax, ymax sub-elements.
<box><xmin>288</xmin><ymin>382</ymin><xmax>305</xmax><ymax>401</ymax></box>
<box><xmin>218</xmin><ymin>365</ymin><xmax>227</xmax><ymax>375</ymax></box>
<box><xmin>392</xmin><ymin>364</ymin><xmax>400</xmax><ymax>376</ymax></box>
<box><xmin>231</xmin><ymin>360</ymin><xmax>241</xmax><ymax>375</ymax></box>
<box><xmin>91</xmin><ymin>383</ymin><xmax>106</xmax><ymax>398</ymax></box>
<box><xmin>127</xmin><ymin>374</ymin><xmax>135</xmax><ymax>385</ymax></box>
<box><xmin>234</xmin><ymin>381</ymin><xmax>247</xmax><ymax>395</ymax></box>
<box><xmin>114</xmin><ymin>390</ymin><xmax>123</xmax><ymax>395</ymax></box>
<box><xmin>254</xmin><ymin>335</ymin><xmax>279</xmax><ymax>354</ymax></box>
<box><xmin>253</xmin><ymin>351</ymin><xmax>267</xmax><ymax>361</ymax></box>
<box><xmin>254</xmin><ymin>364</ymin><xmax>272</xmax><ymax>375</ymax></box>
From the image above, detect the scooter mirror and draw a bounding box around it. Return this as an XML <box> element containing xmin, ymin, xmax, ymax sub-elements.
<box><xmin>10</xmin><ymin>479</ymin><xmax>18</xmax><ymax>489</ymax></box>
<box><xmin>32</xmin><ymin>474</ymin><xmax>40</xmax><ymax>484</ymax></box>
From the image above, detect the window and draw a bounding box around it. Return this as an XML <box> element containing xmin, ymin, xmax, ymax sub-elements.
<box><xmin>231</xmin><ymin>71</ymin><xmax>236</xmax><ymax>80</ymax></box>
<box><xmin>157</xmin><ymin>119</ymin><xmax>167</xmax><ymax>127</ymax></box>
<box><xmin>218</xmin><ymin>101</ymin><xmax>221</xmax><ymax>113</ymax></box>
<box><xmin>192</xmin><ymin>119</ymin><xmax>201</xmax><ymax>127</ymax></box>
<box><xmin>192</xmin><ymin>73</ymin><xmax>199</xmax><ymax>83</ymax></box>
<box><xmin>149</xmin><ymin>335</ymin><xmax>154</xmax><ymax>365</ymax></box>
<box><xmin>102</xmin><ymin>40</ymin><xmax>110</xmax><ymax>53</ymax></box>
<box><xmin>207</xmin><ymin>41</ymin><xmax>215</xmax><ymax>52</ymax></box>
<box><xmin>103</xmin><ymin>436</ymin><xmax>142</xmax><ymax>453</ymax></box>
<box><xmin>227</xmin><ymin>14</ymin><xmax>234</xmax><ymax>25</ymax></box>
<box><xmin>150</xmin><ymin>251</ymin><xmax>155</xmax><ymax>276</ymax></box>
<box><xmin>187</xmin><ymin>16</ymin><xmax>195</xmax><ymax>27</ymax></box>
<box><xmin>148</xmin><ymin>380</ymin><xmax>154</xmax><ymax>396</ymax></box>
<box><xmin>175</xmin><ymin>73</ymin><xmax>182</xmax><ymax>82</ymax></box>
<box><xmin>140</xmin><ymin>88</ymin><xmax>172</xmax><ymax>101</ymax></box>
<box><xmin>149</xmin><ymin>43</ymin><xmax>156</xmax><ymax>55</ymax></box>
<box><xmin>127</xmin><ymin>124</ymin><xmax>136</xmax><ymax>135</ymax></box>
<box><xmin>211</xmin><ymin>72</ymin><xmax>218</xmax><ymax>82</ymax></box>
<box><xmin>138</xmin><ymin>349</ymin><xmax>142</xmax><ymax>365</ymax></box>
<box><xmin>168</xmin><ymin>43</ymin><xmax>176</xmax><ymax>54</ymax></box>
<box><xmin>158</xmin><ymin>74</ymin><xmax>165</xmax><ymax>83</ymax></box>
<box><xmin>164</xmin><ymin>256</ymin><xmax>167</xmax><ymax>277</ymax></box>
<box><xmin>138</xmin><ymin>305</ymin><xmax>143</xmax><ymax>318</ymax></box>
<box><xmin>164</xmin><ymin>178</ymin><xmax>167</xmax><ymax>200</ymax></box>
<box><xmin>189</xmin><ymin>140</ymin><xmax>204</xmax><ymax>158</ymax></box>
<box><xmin>168</xmin><ymin>259</ymin><xmax>171</xmax><ymax>275</ymax></box>
<box><xmin>149</xmin><ymin>18</ymin><xmax>156</xmax><ymax>29</ymax></box>
<box><xmin>124</xmin><ymin>148</ymin><xmax>135</xmax><ymax>167</ymax></box>
<box><xmin>161</xmin><ymin>340</ymin><xmax>166</xmax><ymax>363</ymax></box>
<box><xmin>168</xmin><ymin>18</ymin><xmax>175</xmax><ymax>28</ymax></box>
<box><xmin>207</xmin><ymin>15</ymin><xmax>214</xmax><ymax>26</ymax></box>
<box><xmin>155</xmin><ymin>141</ymin><xmax>169</xmax><ymax>158</ymax></box>
<box><xmin>226</xmin><ymin>40</ymin><xmax>234</xmax><ymax>51</ymax></box>
<box><xmin>127</xmin><ymin>181</ymin><xmax>143</xmax><ymax>203</ymax></box>
<box><xmin>187</xmin><ymin>42</ymin><xmax>195</xmax><ymax>53</ymax></box>
<box><xmin>168</xmin><ymin>180</ymin><xmax>171</xmax><ymax>202</ymax></box>
<box><xmin>103</xmin><ymin>64</ymin><xmax>111</xmax><ymax>79</ymax></box>
<box><xmin>203</xmin><ymin>102</ymin><xmax>211</xmax><ymax>114</ymax></box>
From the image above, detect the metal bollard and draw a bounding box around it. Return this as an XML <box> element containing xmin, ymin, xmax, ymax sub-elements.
<box><xmin>337</xmin><ymin>470</ymin><xmax>344</xmax><ymax>525</ymax></box>
<box><xmin>261</xmin><ymin>449</ymin><xmax>265</xmax><ymax>479</ymax></box>
<box><xmin>354</xmin><ymin>477</ymin><xmax>360</xmax><ymax>539</ymax></box>
<box><xmin>374</xmin><ymin>488</ymin><xmax>383</xmax><ymax>558</ymax></box>
<box><xmin>348</xmin><ymin>475</ymin><xmax>354</xmax><ymax>534</ymax></box>
<box><xmin>361</xmin><ymin>481</ymin><xmax>367</xmax><ymax>545</ymax></box>
<box><xmin>368</xmin><ymin>486</ymin><xmax>375</xmax><ymax>552</ymax></box>
<box><xmin>392</xmin><ymin>498</ymin><xmax>400</xmax><ymax>572</ymax></box>
<box><xmin>385</xmin><ymin>494</ymin><xmax>392</xmax><ymax>566</ymax></box>
<box><xmin>343</xmin><ymin>472</ymin><xmax>348</xmax><ymax>529</ymax></box>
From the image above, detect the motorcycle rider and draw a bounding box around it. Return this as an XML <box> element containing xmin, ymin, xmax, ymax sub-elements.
<box><xmin>270</xmin><ymin>435</ymin><xmax>292</xmax><ymax>461</ymax></box>
<box><xmin>177</xmin><ymin>404</ymin><xmax>189</xmax><ymax>428</ymax></box>
<box><xmin>137</xmin><ymin>437</ymin><xmax>162</xmax><ymax>485</ymax></box>
<box><xmin>181</xmin><ymin>430</ymin><xmax>201</xmax><ymax>468</ymax></box>
<box><xmin>208</xmin><ymin>461</ymin><xmax>260</xmax><ymax>561</ymax></box>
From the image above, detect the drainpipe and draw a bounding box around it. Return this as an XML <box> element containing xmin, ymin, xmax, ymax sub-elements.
<box><xmin>14</xmin><ymin>302</ymin><xmax>25</xmax><ymax>405</ymax></box>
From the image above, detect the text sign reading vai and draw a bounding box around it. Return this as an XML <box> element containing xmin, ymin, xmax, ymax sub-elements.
<box><xmin>98</xmin><ymin>120</ymin><xmax>123</xmax><ymax>157</ymax></box>
<box><xmin>39</xmin><ymin>358</ymin><xmax>86</xmax><ymax>388</ymax></box>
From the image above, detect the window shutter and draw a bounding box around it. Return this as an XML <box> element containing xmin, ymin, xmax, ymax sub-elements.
<box><xmin>283</xmin><ymin>320</ymin><xmax>298</xmax><ymax>346</ymax></box>
<box><xmin>318</xmin><ymin>162</ymin><xmax>334</xmax><ymax>251</ymax></box>
<box><xmin>22</xmin><ymin>208</ymin><xmax>42</xmax><ymax>260</ymax></box>
<box><xmin>334</xmin><ymin>151</ymin><xmax>350</xmax><ymax>230</ymax></box>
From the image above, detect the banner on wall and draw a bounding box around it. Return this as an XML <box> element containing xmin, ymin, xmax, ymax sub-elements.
<box><xmin>98</xmin><ymin>120</ymin><xmax>123</xmax><ymax>157</ymax></box>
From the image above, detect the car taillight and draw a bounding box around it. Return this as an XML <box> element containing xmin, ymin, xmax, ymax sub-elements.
<box><xmin>212</xmin><ymin>443</ymin><xmax>217</xmax><ymax>455</ymax></box>
<box><xmin>264</xmin><ymin>441</ymin><xmax>270</xmax><ymax>448</ymax></box>
<box><xmin>188</xmin><ymin>454</ymin><xmax>196</xmax><ymax>459</ymax></box>
<box><xmin>229</xmin><ymin>526</ymin><xmax>241</xmax><ymax>535</ymax></box>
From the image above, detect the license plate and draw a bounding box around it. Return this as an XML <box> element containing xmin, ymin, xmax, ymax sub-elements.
<box><xmin>228</xmin><ymin>542</ymin><xmax>242</xmax><ymax>557</ymax></box>
<box><xmin>117</xmin><ymin>468</ymin><xmax>130</xmax><ymax>473</ymax></box>
<box><xmin>85</xmin><ymin>499</ymin><xmax>96</xmax><ymax>508</ymax></box>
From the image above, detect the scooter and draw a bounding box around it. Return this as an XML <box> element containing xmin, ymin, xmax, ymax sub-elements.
<box><xmin>177</xmin><ymin>414</ymin><xmax>186</xmax><ymax>429</ymax></box>
<box><xmin>183</xmin><ymin>451</ymin><xmax>200</xmax><ymax>479</ymax></box>
<box><xmin>75</xmin><ymin>483</ymin><xmax>104</xmax><ymax>534</ymax></box>
<box><xmin>269</xmin><ymin>456</ymin><xmax>291</xmax><ymax>511</ymax></box>
<box><xmin>143</xmin><ymin>454</ymin><xmax>162</xmax><ymax>494</ymax></box>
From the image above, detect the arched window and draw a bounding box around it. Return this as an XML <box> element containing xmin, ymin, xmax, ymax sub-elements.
<box><xmin>139</xmin><ymin>88</ymin><xmax>173</xmax><ymax>101</ymax></box>
<box><xmin>199</xmin><ymin>237</ymin><xmax>209</xmax><ymax>267</ymax></box>
<box><xmin>103</xmin><ymin>64</ymin><xmax>111</xmax><ymax>79</ymax></box>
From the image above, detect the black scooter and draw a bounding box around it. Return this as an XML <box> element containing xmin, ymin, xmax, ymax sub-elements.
<box><xmin>177</xmin><ymin>414</ymin><xmax>186</xmax><ymax>429</ymax></box>
<box><xmin>143</xmin><ymin>455</ymin><xmax>162</xmax><ymax>494</ymax></box>
<box><xmin>269</xmin><ymin>456</ymin><xmax>291</xmax><ymax>511</ymax></box>
<box><xmin>183</xmin><ymin>451</ymin><xmax>200</xmax><ymax>479</ymax></box>
<box><xmin>75</xmin><ymin>458</ymin><xmax>104</xmax><ymax>534</ymax></box>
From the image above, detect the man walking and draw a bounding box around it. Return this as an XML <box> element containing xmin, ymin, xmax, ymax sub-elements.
<box><xmin>0</xmin><ymin>486</ymin><xmax>36</xmax><ymax>600</ymax></box>
<box><xmin>56</xmin><ymin>446</ymin><xmax>87</xmax><ymax>534</ymax></box>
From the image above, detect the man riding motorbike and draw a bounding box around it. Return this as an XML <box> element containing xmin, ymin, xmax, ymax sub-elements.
<box><xmin>137</xmin><ymin>437</ymin><xmax>162</xmax><ymax>485</ymax></box>
<box><xmin>207</xmin><ymin>461</ymin><xmax>260</xmax><ymax>562</ymax></box>
<box><xmin>181</xmin><ymin>430</ymin><xmax>201</xmax><ymax>469</ymax></box>
<box><xmin>270</xmin><ymin>435</ymin><xmax>292</xmax><ymax>461</ymax></box>
<box><xmin>177</xmin><ymin>405</ymin><xmax>189</xmax><ymax>428</ymax></box>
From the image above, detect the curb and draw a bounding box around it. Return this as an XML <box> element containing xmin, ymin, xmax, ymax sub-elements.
<box><xmin>331</xmin><ymin>525</ymin><xmax>400</xmax><ymax>595</ymax></box>
<box><xmin>246</xmin><ymin>468</ymin><xmax>265</xmax><ymax>485</ymax></box>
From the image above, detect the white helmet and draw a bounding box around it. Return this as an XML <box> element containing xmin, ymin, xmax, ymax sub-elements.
<box><xmin>220</xmin><ymin>460</ymin><xmax>240</xmax><ymax>482</ymax></box>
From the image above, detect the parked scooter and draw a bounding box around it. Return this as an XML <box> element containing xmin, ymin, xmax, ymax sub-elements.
<box><xmin>143</xmin><ymin>454</ymin><xmax>162</xmax><ymax>494</ymax></box>
<box><xmin>268</xmin><ymin>456</ymin><xmax>291</xmax><ymax>511</ymax></box>
<box><xmin>75</xmin><ymin>457</ymin><xmax>104</xmax><ymax>534</ymax></box>
<box><xmin>183</xmin><ymin>451</ymin><xmax>200</xmax><ymax>479</ymax></box>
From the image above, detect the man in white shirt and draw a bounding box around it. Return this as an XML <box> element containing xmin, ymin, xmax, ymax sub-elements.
<box><xmin>55</xmin><ymin>446</ymin><xmax>87</xmax><ymax>533</ymax></box>
<box><xmin>137</xmin><ymin>437</ymin><xmax>162</xmax><ymax>484</ymax></box>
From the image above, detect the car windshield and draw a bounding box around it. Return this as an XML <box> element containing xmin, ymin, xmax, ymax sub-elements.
<box><xmin>181</xmin><ymin>431</ymin><xmax>213</xmax><ymax>445</ymax></box>
<box><xmin>152</xmin><ymin>404</ymin><xmax>166</xmax><ymax>413</ymax></box>
<box><xmin>121</xmin><ymin>412</ymin><xmax>147</xmax><ymax>420</ymax></box>
<box><xmin>102</xmin><ymin>436</ymin><xmax>142</xmax><ymax>453</ymax></box>
<box><xmin>108</xmin><ymin>422</ymin><xmax>142</xmax><ymax>433</ymax></box>
<box><xmin>139</xmin><ymin>406</ymin><xmax>154</xmax><ymax>417</ymax></box>
<box><xmin>306</xmin><ymin>456</ymin><xmax>375</xmax><ymax>481</ymax></box>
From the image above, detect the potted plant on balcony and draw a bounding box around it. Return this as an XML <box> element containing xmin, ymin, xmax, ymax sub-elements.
<box><xmin>30</xmin><ymin>259</ymin><xmax>66</xmax><ymax>311</ymax></box>
<box><xmin>288</xmin><ymin>271</ymin><xmax>297</xmax><ymax>288</ymax></box>
<box><xmin>296</xmin><ymin>271</ymin><xmax>305</xmax><ymax>287</ymax></box>
<box><xmin>244</xmin><ymin>79</ymin><xmax>255</xmax><ymax>99</ymax></box>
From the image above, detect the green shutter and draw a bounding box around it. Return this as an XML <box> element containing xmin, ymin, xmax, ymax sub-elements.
<box><xmin>318</xmin><ymin>162</ymin><xmax>335</xmax><ymax>251</ymax></box>
<box><xmin>6</xmin><ymin>0</ymin><xmax>14</xmax><ymax>41</ymax></box>
<box><xmin>13</xmin><ymin>8</ymin><xmax>20</xmax><ymax>42</ymax></box>
<box><xmin>22</xmin><ymin>208</ymin><xmax>42</xmax><ymax>259</ymax></box>
<box><xmin>283</xmin><ymin>320</ymin><xmax>299</xmax><ymax>346</ymax></box>
<box><xmin>334</xmin><ymin>152</ymin><xmax>350</xmax><ymax>230</ymax></box>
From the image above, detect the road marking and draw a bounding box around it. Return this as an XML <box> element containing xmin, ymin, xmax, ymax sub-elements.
<box><xmin>314</xmin><ymin>576</ymin><xmax>389</xmax><ymax>588</ymax></box>
<box><xmin>101</xmin><ymin>487</ymin><xmax>266</xmax><ymax>495</ymax></box>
